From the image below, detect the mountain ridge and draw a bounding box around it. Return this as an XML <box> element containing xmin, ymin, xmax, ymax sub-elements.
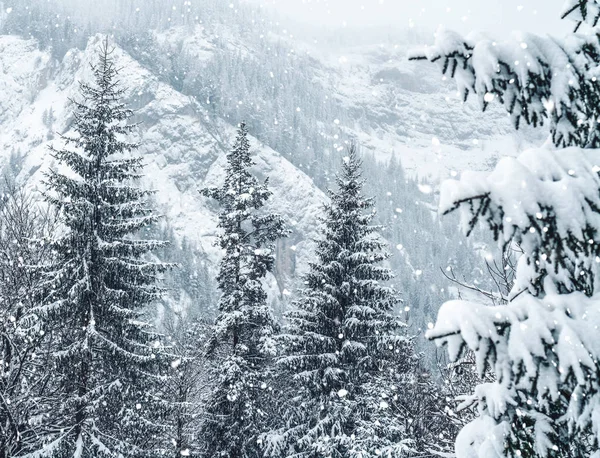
<box><xmin>0</xmin><ymin>4</ymin><xmax>536</xmax><ymax>335</ymax></box>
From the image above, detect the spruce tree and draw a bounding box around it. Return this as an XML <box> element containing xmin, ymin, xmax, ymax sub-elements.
<box><xmin>30</xmin><ymin>37</ymin><xmax>170</xmax><ymax>458</ymax></box>
<box><xmin>416</xmin><ymin>3</ymin><xmax>600</xmax><ymax>457</ymax></box>
<box><xmin>266</xmin><ymin>146</ymin><xmax>446</xmax><ymax>458</ymax></box>
<box><xmin>199</xmin><ymin>122</ymin><xmax>288</xmax><ymax>458</ymax></box>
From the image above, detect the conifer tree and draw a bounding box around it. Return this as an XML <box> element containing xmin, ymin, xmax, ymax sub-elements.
<box><xmin>29</xmin><ymin>37</ymin><xmax>170</xmax><ymax>458</ymax></box>
<box><xmin>416</xmin><ymin>3</ymin><xmax>600</xmax><ymax>457</ymax></box>
<box><xmin>266</xmin><ymin>146</ymin><xmax>447</xmax><ymax>458</ymax></box>
<box><xmin>199</xmin><ymin>122</ymin><xmax>288</xmax><ymax>458</ymax></box>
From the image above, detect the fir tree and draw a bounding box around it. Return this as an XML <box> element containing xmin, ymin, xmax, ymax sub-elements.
<box><xmin>417</xmin><ymin>3</ymin><xmax>600</xmax><ymax>457</ymax></box>
<box><xmin>29</xmin><ymin>37</ymin><xmax>170</xmax><ymax>458</ymax></box>
<box><xmin>409</xmin><ymin>6</ymin><xmax>600</xmax><ymax>149</ymax></box>
<box><xmin>199</xmin><ymin>122</ymin><xmax>288</xmax><ymax>458</ymax></box>
<box><xmin>267</xmin><ymin>146</ymin><xmax>447</xmax><ymax>458</ymax></box>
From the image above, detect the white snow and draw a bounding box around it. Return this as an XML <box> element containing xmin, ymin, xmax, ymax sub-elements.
<box><xmin>440</xmin><ymin>145</ymin><xmax>600</xmax><ymax>296</ymax></box>
<box><xmin>0</xmin><ymin>34</ymin><xmax>326</xmax><ymax>309</ymax></box>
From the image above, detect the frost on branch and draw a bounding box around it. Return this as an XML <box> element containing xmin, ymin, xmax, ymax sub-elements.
<box><xmin>409</xmin><ymin>29</ymin><xmax>600</xmax><ymax>148</ymax></box>
<box><xmin>440</xmin><ymin>146</ymin><xmax>600</xmax><ymax>297</ymax></box>
<box><xmin>429</xmin><ymin>145</ymin><xmax>600</xmax><ymax>457</ymax></box>
<box><xmin>428</xmin><ymin>292</ymin><xmax>600</xmax><ymax>457</ymax></box>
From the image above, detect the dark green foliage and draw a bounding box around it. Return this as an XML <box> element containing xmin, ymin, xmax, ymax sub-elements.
<box><xmin>30</xmin><ymin>38</ymin><xmax>171</xmax><ymax>458</ymax></box>
<box><xmin>199</xmin><ymin>122</ymin><xmax>288</xmax><ymax>458</ymax></box>
<box><xmin>268</xmin><ymin>146</ymin><xmax>450</xmax><ymax>458</ymax></box>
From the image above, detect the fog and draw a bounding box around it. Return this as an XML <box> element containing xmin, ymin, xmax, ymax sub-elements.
<box><xmin>248</xmin><ymin>0</ymin><xmax>572</xmax><ymax>36</ymax></box>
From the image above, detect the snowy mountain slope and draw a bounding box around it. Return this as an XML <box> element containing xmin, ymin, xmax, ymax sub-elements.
<box><xmin>141</xmin><ymin>22</ymin><xmax>543</xmax><ymax>181</ymax></box>
<box><xmin>308</xmin><ymin>40</ymin><xmax>544</xmax><ymax>178</ymax></box>
<box><xmin>0</xmin><ymin>0</ymin><xmax>545</xmax><ymax>182</ymax></box>
<box><xmin>0</xmin><ymin>34</ymin><xmax>326</xmax><ymax>301</ymax></box>
<box><xmin>0</xmin><ymin>1</ymin><xmax>543</xmax><ymax>330</ymax></box>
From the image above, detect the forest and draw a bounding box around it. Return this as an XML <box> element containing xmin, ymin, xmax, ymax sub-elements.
<box><xmin>0</xmin><ymin>0</ymin><xmax>600</xmax><ymax>458</ymax></box>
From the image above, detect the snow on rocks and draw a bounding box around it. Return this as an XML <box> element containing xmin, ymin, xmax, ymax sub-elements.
<box><xmin>0</xmin><ymin>34</ymin><xmax>325</xmax><ymax>311</ymax></box>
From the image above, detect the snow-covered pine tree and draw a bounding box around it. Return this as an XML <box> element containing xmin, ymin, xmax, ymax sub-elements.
<box><xmin>199</xmin><ymin>122</ymin><xmax>288</xmax><ymax>458</ymax></box>
<box><xmin>409</xmin><ymin>3</ymin><xmax>600</xmax><ymax>149</ymax></box>
<box><xmin>427</xmin><ymin>148</ymin><xmax>600</xmax><ymax>458</ymax></box>
<box><xmin>266</xmin><ymin>146</ymin><xmax>448</xmax><ymax>458</ymax></box>
<box><xmin>415</xmin><ymin>3</ymin><xmax>600</xmax><ymax>457</ymax></box>
<box><xmin>29</xmin><ymin>37</ymin><xmax>170</xmax><ymax>458</ymax></box>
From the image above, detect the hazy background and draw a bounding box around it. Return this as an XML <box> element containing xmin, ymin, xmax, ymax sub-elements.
<box><xmin>246</xmin><ymin>0</ymin><xmax>572</xmax><ymax>36</ymax></box>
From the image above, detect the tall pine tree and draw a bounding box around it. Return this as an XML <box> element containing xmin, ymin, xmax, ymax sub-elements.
<box><xmin>199</xmin><ymin>122</ymin><xmax>288</xmax><ymax>458</ymax></box>
<box><xmin>29</xmin><ymin>37</ymin><xmax>170</xmax><ymax>458</ymax></box>
<box><xmin>266</xmin><ymin>146</ymin><xmax>447</xmax><ymax>458</ymax></box>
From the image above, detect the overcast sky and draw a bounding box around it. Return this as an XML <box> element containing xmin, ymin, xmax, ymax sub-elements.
<box><xmin>246</xmin><ymin>0</ymin><xmax>572</xmax><ymax>36</ymax></box>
